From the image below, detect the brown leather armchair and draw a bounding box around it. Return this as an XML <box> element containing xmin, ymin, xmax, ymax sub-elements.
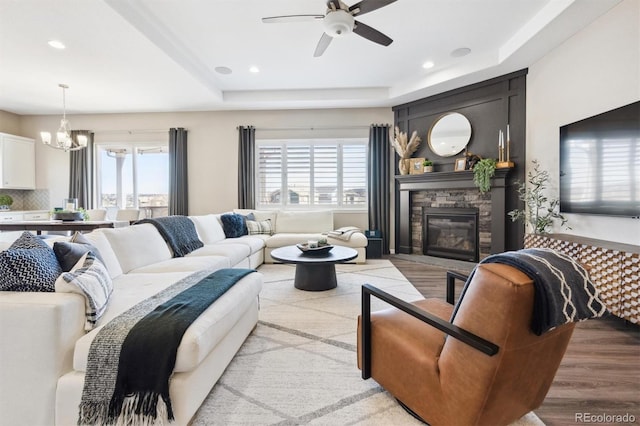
<box><xmin>357</xmin><ymin>263</ymin><xmax>576</xmax><ymax>426</ymax></box>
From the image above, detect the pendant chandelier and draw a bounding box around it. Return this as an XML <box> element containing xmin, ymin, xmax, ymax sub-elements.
<box><xmin>40</xmin><ymin>84</ymin><xmax>87</xmax><ymax>152</ymax></box>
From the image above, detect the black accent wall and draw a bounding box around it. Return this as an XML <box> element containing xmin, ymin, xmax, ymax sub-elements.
<box><xmin>392</xmin><ymin>69</ymin><xmax>528</xmax><ymax>254</ymax></box>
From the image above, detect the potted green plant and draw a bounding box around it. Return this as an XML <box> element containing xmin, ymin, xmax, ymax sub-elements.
<box><xmin>473</xmin><ymin>158</ymin><xmax>497</xmax><ymax>193</ymax></box>
<box><xmin>0</xmin><ymin>194</ymin><xmax>13</xmax><ymax>210</ymax></box>
<box><xmin>422</xmin><ymin>159</ymin><xmax>434</xmax><ymax>172</ymax></box>
<box><xmin>508</xmin><ymin>159</ymin><xmax>570</xmax><ymax>234</ymax></box>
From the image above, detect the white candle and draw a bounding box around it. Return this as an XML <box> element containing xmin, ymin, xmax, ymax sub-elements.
<box><xmin>507</xmin><ymin>124</ymin><xmax>510</xmax><ymax>142</ymax></box>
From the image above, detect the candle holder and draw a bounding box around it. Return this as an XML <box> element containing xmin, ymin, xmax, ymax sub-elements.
<box><xmin>496</xmin><ymin>126</ymin><xmax>514</xmax><ymax>169</ymax></box>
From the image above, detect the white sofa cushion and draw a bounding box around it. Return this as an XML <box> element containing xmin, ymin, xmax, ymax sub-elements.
<box><xmin>101</xmin><ymin>224</ymin><xmax>172</xmax><ymax>274</ymax></box>
<box><xmin>187</xmin><ymin>244</ymin><xmax>250</xmax><ymax>267</ymax></box>
<box><xmin>216</xmin><ymin>235</ymin><xmax>266</xmax><ymax>255</ymax></box>
<box><xmin>128</xmin><ymin>255</ymin><xmax>231</xmax><ymax>274</ymax></box>
<box><xmin>73</xmin><ymin>271</ymin><xmax>262</xmax><ymax>373</ymax></box>
<box><xmin>189</xmin><ymin>214</ymin><xmax>226</xmax><ymax>244</ymax></box>
<box><xmin>266</xmin><ymin>232</ymin><xmax>368</xmax><ymax>248</ymax></box>
<box><xmin>81</xmin><ymin>230</ymin><xmax>124</xmax><ymax>279</ymax></box>
<box><xmin>274</xmin><ymin>210</ymin><xmax>333</xmax><ymax>233</ymax></box>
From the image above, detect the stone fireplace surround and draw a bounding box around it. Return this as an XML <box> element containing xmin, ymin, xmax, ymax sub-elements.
<box><xmin>395</xmin><ymin>169</ymin><xmax>511</xmax><ymax>260</ymax></box>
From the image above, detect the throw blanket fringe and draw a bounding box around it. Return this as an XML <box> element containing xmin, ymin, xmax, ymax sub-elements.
<box><xmin>454</xmin><ymin>248</ymin><xmax>606</xmax><ymax>335</ymax></box>
<box><xmin>78</xmin><ymin>268</ymin><xmax>256</xmax><ymax>425</ymax></box>
<box><xmin>137</xmin><ymin>216</ymin><xmax>203</xmax><ymax>257</ymax></box>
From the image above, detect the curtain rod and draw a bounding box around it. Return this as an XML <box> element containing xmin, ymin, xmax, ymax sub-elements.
<box><xmin>237</xmin><ymin>125</ymin><xmax>383</xmax><ymax>131</ymax></box>
<box><xmin>93</xmin><ymin>129</ymin><xmax>174</xmax><ymax>135</ymax></box>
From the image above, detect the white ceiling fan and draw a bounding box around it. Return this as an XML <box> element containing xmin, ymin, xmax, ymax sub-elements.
<box><xmin>262</xmin><ymin>0</ymin><xmax>397</xmax><ymax>57</ymax></box>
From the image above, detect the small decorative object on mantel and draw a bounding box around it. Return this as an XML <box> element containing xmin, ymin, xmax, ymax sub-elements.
<box><xmin>473</xmin><ymin>158</ymin><xmax>497</xmax><ymax>193</ymax></box>
<box><xmin>0</xmin><ymin>194</ymin><xmax>13</xmax><ymax>211</ymax></box>
<box><xmin>391</xmin><ymin>126</ymin><xmax>422</xmax><ymax>175</ymax></box>
<box><xmin>508</xmin><ymin>159</ymin><xmax>570</xmax><ymax>234</ymax></box>
<box><xmin>454</xmin><ymin>157</ymin><xmax>467</xmax><ymax>171</ymax></box>
<box><xmin>422</xmin><ymin>159</ymin><xmax>434</xmax><ymax>172</ymax></box>
<box><xmin>496</xmin><ymin>124</ymin><xmax>515</xmax><ymax>169</ymax></box>
<box><xmin>409</xmin><ymin>158</ymin><xmax>425</xmax><ymax>175</ymax></box>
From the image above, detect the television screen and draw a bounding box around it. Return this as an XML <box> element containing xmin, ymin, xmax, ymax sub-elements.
<box><xmin>559</xmin><ymin>101</ymin><xmax>640</xmax><ymax>218</ymax></box>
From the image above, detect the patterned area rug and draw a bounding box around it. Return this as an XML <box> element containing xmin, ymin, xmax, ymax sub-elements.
<box><xmin>191</xmin><ymin>260</ymin><xmax>544</xmax><ymax>425</ymax></box>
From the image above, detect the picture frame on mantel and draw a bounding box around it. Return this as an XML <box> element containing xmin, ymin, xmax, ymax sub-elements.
<box><xmin>454</xmin><ymin>157</ymin><xmax>467</xmax><ymax>171</ymax></box>
<box><xmin>409</xmin><ymin>158</ymin><xmax>425</xmax><ymax>175</ymax></box>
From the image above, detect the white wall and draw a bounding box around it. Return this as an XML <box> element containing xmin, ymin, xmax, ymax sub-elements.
<box><xmin>527</xmin><ymin>0</ymin><xmax>640</xmax><ymax>245</ymax></box>
<box><xmin>19</xmin><ymin>107</ymin><xmax>393</xmax><ymax>232</ymax></box>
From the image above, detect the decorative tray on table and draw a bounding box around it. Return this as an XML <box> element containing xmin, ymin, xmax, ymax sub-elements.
<box><xmin>296</xmin><ymin>243</ymin><xmax>334</xmax><ymax>255</ymax></box>
<box><xmin>52</xmin><ymin>212</ymin><xmax>84</xmax><ymax>221</ymax></box>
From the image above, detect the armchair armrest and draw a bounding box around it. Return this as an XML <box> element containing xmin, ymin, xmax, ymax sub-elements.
<box><xmin>446</xmin><ymin>270</ymin><xmax>469</xmax><ymax>305</ymax></box>
<box><xmin>361</xmin><ymin>283</ymin><xmax>499</xmax><ymax>380</ymax></box>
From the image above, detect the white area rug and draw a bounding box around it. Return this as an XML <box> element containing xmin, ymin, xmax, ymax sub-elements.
<box><xmin>191</xmin><ymin>260</ymin><xmax>544</xmax><ymax>425</ymax></box>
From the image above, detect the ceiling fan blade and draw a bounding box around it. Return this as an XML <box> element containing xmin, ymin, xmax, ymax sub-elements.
<box><xmin>353</xmin><ymin>21</ymin><xmax>393</xmax><ymax>46</ymax></box>
<box><xmin>349</xmin><ymin>0</ymin><xmax>397</xmax><ymax>16</ymax></box>
<box><xmin>262</xmin><ymin>14</ymin><xmax>324</xmax><ymax>24</ymax></box>
<box><xmin>314</xmin><ymin>33</ymin><xmax>333</xmax><ymax>57</ymax></box>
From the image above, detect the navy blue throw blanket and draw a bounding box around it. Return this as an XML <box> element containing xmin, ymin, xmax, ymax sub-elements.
<box><xmin>107</xmin><ymin>268</ymin><xmax>255</xmax><ymax>422</ymax></box>
<box><xmin>138</xmin><ymin>216</ymin><xmax>203</xmax><ymax>257</ymax></box>
<box><xmin>453</xmin><ymin>248</ymin><xmax>606</xmax><ymax>335</ymax></box>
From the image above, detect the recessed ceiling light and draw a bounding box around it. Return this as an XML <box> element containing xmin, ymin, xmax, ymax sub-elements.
<box><xmin>215</xmin><ymin>66</ymin><xmax>232</xmax><ymax>75</ymax></box>
<box><xmin>249</xmin><ymin>66</ymin><xmax>260</xmax><ymax>73</ymax></box>
<box><xmin>48</xmin><ymin>40</ymin><xmax>66</xmax><ymax>49</ymax></box>
<box><xmin>422</xmin><ymin>61</ymin><xmax>435</xmax><ymax>69</ymax></box>
<box><xmin>451</xmin><ymin>47</ymin><xmax>471</xmax><ymax>58</ymax></box>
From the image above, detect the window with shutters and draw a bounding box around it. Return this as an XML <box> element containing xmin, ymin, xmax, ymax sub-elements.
<box><xmin>255</xmin><ymin>138</ymin><xmax>367</xmax><ymax>210</ymax></box>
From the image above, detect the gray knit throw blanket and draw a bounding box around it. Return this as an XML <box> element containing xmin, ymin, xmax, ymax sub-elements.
<box><xmin>78</xmin><ymin>268</ymin><xmax>252</xmax><ymax>425</ymax></box>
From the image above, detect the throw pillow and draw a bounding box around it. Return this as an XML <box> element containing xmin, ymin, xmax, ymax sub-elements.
<box><xmin>53</xmin><ymin>232</ymin><xmax>106</xmax><ymax>272</ymax></box>
<box><xmin>0</xmin><ymin>232</ymin><xmax>62</xmax><ymax>292</ymax></box>
<box><xmin>246</xmin><ymin>219</ymin><xmax>273</xmax><ymax>235</ymax></box>
<box><xmin>71</xmin><ymin>232</ymin><xmax>106</xmax><ymax>263</ymax></box>
<box><xmin>220</xmin><ymin>213</ymin><xmax>248</xmax><ymax>238</ymax></box>
<box><xmin>55</xmin><ymin>252</ymin><xmax>113</xmax><ymax>330</ymax></box>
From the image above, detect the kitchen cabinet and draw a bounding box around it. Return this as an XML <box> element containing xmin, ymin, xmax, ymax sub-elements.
<box><xmin>0</xmin><ymin>133</ymin><xmax>36</xmax><ymax>189</ymax></box>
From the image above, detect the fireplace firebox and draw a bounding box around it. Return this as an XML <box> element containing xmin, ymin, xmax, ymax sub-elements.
<box><xmin>423</xmin><ymin>207</ymin><xmax>479</xmax><ymax>262</ymax></box>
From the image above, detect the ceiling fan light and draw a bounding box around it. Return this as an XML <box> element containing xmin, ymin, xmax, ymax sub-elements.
<box><xmin>323</xmin><ymin>10</ymin><xmax>354</xmax><ymax>37</ymax></box>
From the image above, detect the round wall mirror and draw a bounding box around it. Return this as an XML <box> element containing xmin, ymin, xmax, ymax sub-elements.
<box><xmin>428</xmin><ymin>112</ymin><xmax>472</xmax><ymax>157</ymax></box>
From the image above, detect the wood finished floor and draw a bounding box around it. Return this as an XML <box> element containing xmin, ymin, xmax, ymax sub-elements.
<box><xmin>387</xmin><ymin>256</ymin><xmax>640</xmax><ymax>426</ymax></box>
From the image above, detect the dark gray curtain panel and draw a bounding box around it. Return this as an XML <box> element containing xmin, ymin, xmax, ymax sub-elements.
<box><xmin>169</xmin><ymin>127</ymin><xmax>189</xmax><ymax>216</ymax></box>
<box><xmin>367</xmin><ymin>125</ymin><xmax>392</xmax><ymax>254</ymax></box>
<box><xmin>68</xmin><ymin>130</ymin><xmax>93</xmax><ymax>209</ymax></box>
<box><xmin>237</xmin><ymin>126</ymin><xmax>255</xmax><ymax>209</ymax></box>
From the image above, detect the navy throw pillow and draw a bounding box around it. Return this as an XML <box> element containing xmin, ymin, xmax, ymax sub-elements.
<box><xmin>0</xmin><ymin>232</ymin><xmax>62</xmax><ymax>292</ymax></box>
<box><xmin>220</xmin><ymin>213</ymin><xmax>247</xmax><ymax>238</ymax></box>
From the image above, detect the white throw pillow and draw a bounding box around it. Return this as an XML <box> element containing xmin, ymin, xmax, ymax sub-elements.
<box><xmin>55</xmin><ymin>252</ymin><xmax>113</xmax><ymax>331</ymax></box>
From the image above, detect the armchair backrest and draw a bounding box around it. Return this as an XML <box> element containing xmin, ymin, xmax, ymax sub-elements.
<box><xmin>438</xmin><ymin>263</ymin><xmax>575</xmax><ymax>425</ymax></box>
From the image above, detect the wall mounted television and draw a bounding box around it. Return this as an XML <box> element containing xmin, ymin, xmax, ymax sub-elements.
<box><xmin>559</xmin><ymin>100</ymin><xmax>639</xmax><ymax>218</ymax></box>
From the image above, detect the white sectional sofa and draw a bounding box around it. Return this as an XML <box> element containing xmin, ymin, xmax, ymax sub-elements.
<box><xmin>232</xmin><ymin>209</ymin><xmax>368</xmax><ymax>263</ymax></box>
<box><xmin>0</xmin><ymin>210</ymin><xmax>367</xmax><ymax>426</ymax></box>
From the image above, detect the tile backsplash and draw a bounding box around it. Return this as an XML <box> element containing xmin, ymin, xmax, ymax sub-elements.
<box><xmin>0</xmin><ymin>189</ymin><xmax>50</xmax><ymax>210</ymax></box>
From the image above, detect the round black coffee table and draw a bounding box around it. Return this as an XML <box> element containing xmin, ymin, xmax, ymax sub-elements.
<box><xmin>270</xmin><ymin>245</ymin><xmax>358</xmax><ymax>291</ymax></box>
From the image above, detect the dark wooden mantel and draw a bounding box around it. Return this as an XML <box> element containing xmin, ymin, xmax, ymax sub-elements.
<box><xmin>395</xmin><ymin>169</ymin><xmax>511</xmax><ymax>255</ymax></box>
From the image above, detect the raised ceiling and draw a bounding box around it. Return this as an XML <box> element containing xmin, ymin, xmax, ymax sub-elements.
<box><xmin>0</xmin><ymin>0</ymin><xmax>621</xmax><ymax>115</ymax></box>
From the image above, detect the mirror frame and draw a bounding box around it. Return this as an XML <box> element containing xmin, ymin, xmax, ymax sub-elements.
<box><xmin>427</xmin><ymin>112</ymin><xmax>472</xmax><ymax>157</ymax></box>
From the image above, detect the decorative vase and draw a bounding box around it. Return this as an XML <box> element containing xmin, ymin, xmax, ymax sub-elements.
<box><xmin>399</xmin><ymin>159</ymin><xmax>410</xmax><ymax>175</ymax></box>
<box><xmin>423</xmin><ymin>165</ymin><xmax>433</xmax><ymax>173</ymax></box>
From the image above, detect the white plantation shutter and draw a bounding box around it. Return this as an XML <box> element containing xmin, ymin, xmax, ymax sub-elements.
<box><xmin>256</xmin><ymin>139</ymin><xmax>367</xmax><ymax>209</ymax></box>
<box><xmin>342</xmin><ymin>144</ymin><xmax>367</xmax><ymax>205</ymax></box>
<box><xmin>257</xmin><ymin>145</ymin><xmax>282</xmax><ymax>205</ymax></box>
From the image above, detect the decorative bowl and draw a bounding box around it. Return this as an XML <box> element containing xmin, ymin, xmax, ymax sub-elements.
<box><xmin>53</xmin><ymin>212</ymin><xmax>84</xmax><ymax>221</ymax></box>
<box><xmin>296</xmin><ymin>243</ymin><xmax>334</xmax><ymax>255</ymax></box>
